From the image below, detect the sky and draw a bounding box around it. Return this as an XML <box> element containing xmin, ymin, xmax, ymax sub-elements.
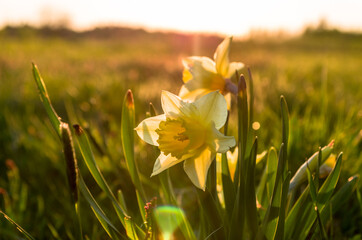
<box><xmin>0</xmin><ymin>0</ymin><xmax>361</xmax><ymax>36</ymax></box>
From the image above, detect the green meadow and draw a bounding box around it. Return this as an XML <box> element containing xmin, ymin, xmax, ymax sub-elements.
<box><xmin>0</xmin><ymin>25</ymin><xmax>361</xmax><ymax>239</ymax></box>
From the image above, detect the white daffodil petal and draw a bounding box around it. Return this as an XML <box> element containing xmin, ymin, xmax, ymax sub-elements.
<box><xmin>184</xmin><ymin>56</ymin><xmax>216</xmax><ymax>73</ymax></box>
<box><xmin>183</xmin><ymin>148</ymin><xmax>215</xmax><ymax>190</ymax></box>
<box><xmin>214</xmin><ymin>37</ymin><xmax>231</xmax><ymax>77</ymax></box>
<box><xmin>135</xmin><ymin>114</ymin><xmax>166</xmax><ymax>146</ymax></box>
<box><xmin>151</xmin><ymin>152</ymin><xmax>185</xmax><ymax>176</ymax></box>
<box><xmin>194</xmin><ymin>91</ymin><xmax>228</xmax><ymax>130</ymax></box>
<box><xmin>208</xmin><ymin>125</ymin><xmax>236</xmax><ymax>153</ymax></box>
<box><xmin>161</xmin><ymin>90</ymin><xmax>183</xmax><ymax>116</ymax></box>
<box><xmin>178</xmin><ymin>85</ymin><xmax>190</xmax><ymax>98</ymax></box>
<box><xmin>182</xmin><ymin>56</ymin><xmax>220</xmax><ymax>93</ymax></box>
<box><xmin>226</xmin><ymin>62</ymin><xmax>245</xmax><ymax>78</ymax></box>
<box><xmin>179</xmin><ymin>87</ymin><xmax>211</xmax><ymax>102</ymax></box>
<box><xmin>162</xmin><ymin>90</ymin><xmax>197</xmax><ymax>118</ymax></box>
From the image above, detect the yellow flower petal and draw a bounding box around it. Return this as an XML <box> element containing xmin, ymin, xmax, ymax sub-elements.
<box><xmin>183</xmin><ymin>56</ymin><xmax>216</xmax><ymax>75</ymax></box>
<box><xmin>183</xmin><ymin>148</ymin><xmax>215</xmax><ymax>190</ymax></box>
<box><xmin>214</xmin><ymin>37</ymin><xmax>231</xmax><ymax>77</ymax></box>
<box><xmin>161</xmin><ymin>90</ymin><xmax>183</xmax><ymax>115</ymax></box>
<box><xmin>226</xmin><ymin>62</ymin><xmax>245</xmax><ymax>79</ymax></box>
<box><xmin>178</xmin><ymin>86</ymin><xmax>211</xmax><ymax>102</ymax></box>
<box><xmin>137</xmin><ymin>89</ymin><xmax>234</xmax><ymax>190</ymax></box>
<box><xmin>182</xmin><ymin>67</ymin><xmax>193</xmax><ymax>83</ymax></box>
<box><xmin>319</xmin><ymin>154</ymin><xmax>336</xmax><ymax>178</ymax></box>
<box><xmin>182</xmin><ymin>57</ymin><xmax>224</xmax><ymax>92</ymax></box>
<box><xmin>161</xmin><ymin>91</ymin><xmax>193</xmax><ymax>116</ymax></box>
<box><xmin>224</xmin><ymin>92</ymin><xmax>232</xmax><ymax>110</ymax></box>
<box><xmin>151</xmin><ymin>152</ymin><xmax>186</xmax><ymax>176</ymax></box>
<box><xmin>180</xmin><ymin>37</ymin><xmax>244</xmax><ymax>104</ymax></box>
<box><xmin>194</xmin><ymin>91</ymin><xmax>228</xmax><ymax>130</ymax></box>
<box><xmin>226</xmin><ymin>147</ymin><xmax>265</xmax><ymax>181</ymax></box>
<box><xmin>182</xmin><ymin>57</ymin><xmax>216</xmax><ymax>87</ymax></box>
<box><xmin>207</xmin><ymin>125</ymin><xmax>235</xmax><ymax>153</ymax></box>
<box><xmin>227</xmin><ymin>148</ymin><xmax>238</xmax><ymax>181</ymax></box>
<box><xmin>135</xmin><ymin>114</ymin><xmax>166</xmax><ymax>146</ymax></box>
<box><xmin>161</xmin><ymin>90</ymin><xmax>198</xmax><ymax>118</ymax></box>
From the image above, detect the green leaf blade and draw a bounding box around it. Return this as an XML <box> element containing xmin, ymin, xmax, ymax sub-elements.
<box><xmin>121</xmin><ymin>90</ymin><xmax>146</xmax><ymax>201</ymax></box>
<box><xmin>78</xmin><ymin>177</ymin><xmax>124</xmax><ymax>239</ymax></box>
<box><xmin>245</xmin><ymin>137</ymin><xmax>258</xmax><ymax>239</ymax></box>
<box><xmin>32</xmin><ymin>63</ymin><xmax>61</xmax><ymax>137</ymax></box>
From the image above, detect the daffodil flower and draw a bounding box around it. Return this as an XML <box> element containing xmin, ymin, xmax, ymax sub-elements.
<box><xmin>179</xmin><ymin>37</ymin><xmax>244</xmax><ymax>105</ymax></box>
<box><xmin>135</xmin><ymin>90</ymin><xmax>236</xmax><ymax>190</ymax></box>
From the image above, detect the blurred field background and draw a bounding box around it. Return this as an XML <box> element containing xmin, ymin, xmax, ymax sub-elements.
<box><xmin>0</xmin><ymin>23</ymin><xmax>361</xmax><ymax>238</ymax></box>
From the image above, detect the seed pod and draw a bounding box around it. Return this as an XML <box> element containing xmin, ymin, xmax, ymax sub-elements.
<box><xmin>61</xmin><ymin>122</ymin><xmax>79</xmax><ymax>203</ymax></box>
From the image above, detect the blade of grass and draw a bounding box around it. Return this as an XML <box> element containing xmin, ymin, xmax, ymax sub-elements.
<box><xmin>258</xmin><ymin>143</ymin><xmax>286</xmax><ymax>240</ymax></box>
<box><xmin>32</xmin><ymin>63</ymin><xmax>61</xmax><ymax>137</ymax></box>
<box><xmin>274</xmin><ymin>172</ymin><xmax>291</xmax><ymax>240</ymax></box>
<box><xmin>317</xmin><ymin>152</ymin><xmax>342</xmax><ymax>206</ymax></box>
<box><xmin>221</xmin><ymin>152</ymin><xmax>235</xmax><ymax>223</ymax></box>
<box><xmin>229</xmin><ymin>74</ymin><xmax>248</xmax><ymax>239</ymax></box>
<box><xmin>149</xmin><ymin>102</ymin><xmax>157</xmax><ymax>117</ymax></box>
<box><xmin>247</xmin><ymin>68</ymin><xmax>254</xmax><ymax>132</ymax></box>
<box><xmin>135</xmin><ymin>190</ymin><xmax>146</xmax><ymax>223</ymax></box>
<box><xmin>158</xmin><ymin>170</ymin><xmax>177</xmax><ymax>205</ymax></box>
<box><xmin>33</xmin><ymin>64</ymin><xmax>84</xmax><ymax>239</ymax></box>
<box><xmin>285</xmin><ymin>186</ymin><xmax>312</xmax><ymax>239</ymax></box>
<box><xmin>244</xmin><ymin>137</ymin><xmax>258</xmax><ymax>239</ymax></box>
<box><xmin>117</xmin><ymin>190</ymin><xmax>128</xmax><ymax>214</ymax></box>
<box><xmin>207</xmin><ymin>158</ymin><xmax>218</xmax><ymax>205</ymax></box>
<box><xmin>233</xmin><ymin>74</ymin><xmax>248</xmax><ymax>187</ymax></box>
<box><xmin>307</xmin><ymin>165</ymin><xmax>318</xmax><ymax>205</ymax></box>
<box><xmin>289</xmin><ymin>141</ymin><xmax>334</xmax><ymax>192</ymax></box>
<box><xmin>320</xmin><ymin>175</ymin><xmax>360</xmax><ymax>223</ymax></box>
<box><xmin>220</xmin><ymin>111</ymin><xmax>235</xmax><ymax>224</ymax></box>
<box><xmin>121</xmin><ymin>90</ymin><xmax>146</xmax><ymax>201</ymax></box>
<box><xmin>245</xmin><ymin>68</ymin><xmax>254</xmax><ymax>161</ymax></box>
<box><xmin>78</xmin><ymin>176</ymin><xmax>124</xmax><ymax>239</ymax></box>
<box><xmin>196</xmin><ymin>189</ymin><xmax>225</xmax><ymax>239</ymax></box>
<box><xmin>292</xmin><ymin>152</ymin><xmax>343</xmax><ymax>239</ymax></box>
<box><xmin>284</xmin><ymin>185</ymin><xmax>311</xmax><ymax>239</ymax></box>
<box><xmin>73</xmin><ymin>124</ymin><xmax>129</xmax><ymax>226</ymax></box>
<box><xmin>280</xmin><ymin>96</ymin><xmax>289</xmax><ymax>172</ymax></box>
<box><xmin>316</xmin><ymin>207</ymin><xmax>328</xmax><ymax>240</ymax></box>
<box><xmin>124</xmin><ymin>217</ymin><xmax>139</xmax><ymax>240</ymax></box>
<box><xmin>178</xmin><ymin>212</ymin><xmax>197</xmax><ymax>240</ymax></box>
<box><xmin>0</xmin><ymin>210</ymin><xmax>36</xmax><ymax>240</ymax></box>
<box><xmin>356</xmin><ymin>186</ymin><xmax>362</xmax><ymax>216</ymax></box>
<box><xmin>258</xmin><ymin>96</ymin><xmax>289</xmax><ymax>240</ymax></box>
<box><xmin>306</xmin><ymin>165</ymin><xmax>327</xmax><ymax>239</ymax></box>
<box><xmin>315</xmin><ymin>147</ymin><xmax>322</xmax><ymax>190</ymax></box>
<box><xmin>257</xmin><ymin>147</ymin><xmax>278</xmax><ymax>220</ymax></box>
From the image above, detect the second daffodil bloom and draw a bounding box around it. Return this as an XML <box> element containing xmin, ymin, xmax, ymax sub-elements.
<box><xmin>179</xmin><ymin>37</ymin><xmax>244</xmax><ymax>104</ymax></box>
<box><xmin>135</xmin><ymin>90</ymin><xmax>236</xmax><ymax>190</ymax></box>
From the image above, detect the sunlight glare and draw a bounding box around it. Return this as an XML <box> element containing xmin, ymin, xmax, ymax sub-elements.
<box><xmin>0</xmin><ymin>0</ymin><xmax>361</xmax><ymax>35</ymax></box>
